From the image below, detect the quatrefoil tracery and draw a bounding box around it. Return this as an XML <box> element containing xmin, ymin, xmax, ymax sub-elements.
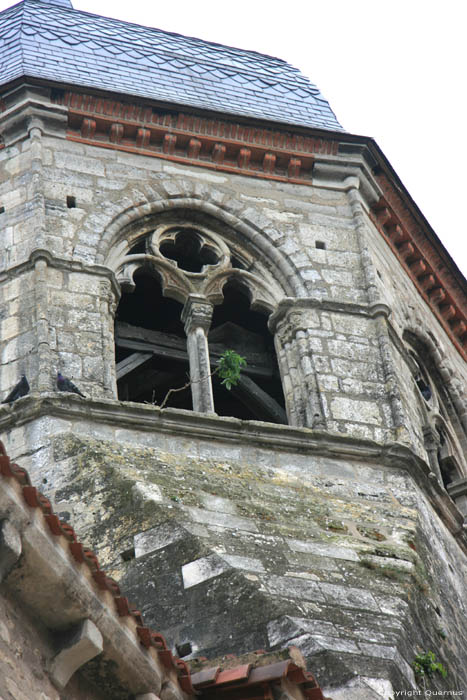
<box><xmin>115</xmin><ymin>222</ymin><xmax>279</xmax><ymax>311</ymax></box>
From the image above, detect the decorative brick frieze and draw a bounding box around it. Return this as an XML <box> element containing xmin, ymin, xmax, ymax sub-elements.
<box><xmin>51</xmin><ymin>90</ymin><xmax>340</xmax><ymax>184</ymax></box>
<box><xmin>371</xmin><ymin>193</ymin><xmax>467</xmax><ymax>360</ymax></box>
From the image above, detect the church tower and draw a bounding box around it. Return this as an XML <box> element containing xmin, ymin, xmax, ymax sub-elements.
<box><xmin>1</xmin><ymin>1</ymin><xmax>466</xmax><ymax>697</ymax></box>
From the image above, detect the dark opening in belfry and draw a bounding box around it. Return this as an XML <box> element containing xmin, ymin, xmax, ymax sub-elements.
<box><xmin>209</xmin><ymin>282</ymin><xmax>286</xmax><ymax>423</ymax></box>
<box><xmin>115</xmin><ymin>269</ymin><xmax>191</xmax><ymax>408</ymax></box>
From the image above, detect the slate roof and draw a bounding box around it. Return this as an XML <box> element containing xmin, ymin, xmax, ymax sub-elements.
<box><xmin>0</xmin><ymin>0</ymin><xmax>343</xmax><ymax>131</ymax></box>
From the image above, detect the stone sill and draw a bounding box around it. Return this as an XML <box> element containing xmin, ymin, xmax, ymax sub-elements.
<box><xmin>1</xmin><ymin>393</ymin><xmax>466</xmax><ymax>553</ymax></box>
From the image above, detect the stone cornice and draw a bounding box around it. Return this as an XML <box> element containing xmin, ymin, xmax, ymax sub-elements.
<box><xmin>0</xmin><ymin>249</ymin><xmax>121</xmax><ymax>301</ymax></box>
<box><xmin>1</xmin><ymin>394</ymin><xmax>466</xmax><ymax>555</ymax></box>
<box><xmin>51</xmin><ymin>89</ymin><xmax>339</xmax><ymax>185</ymax></box>
<box><xmin>268</xmin><ymin>297</ymin><xmax>391</xmax><ymax>334</ymax></box>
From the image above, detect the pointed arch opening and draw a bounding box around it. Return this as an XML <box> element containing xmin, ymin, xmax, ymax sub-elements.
<box><xmin>115</xmin><ymin>268</ymin><xmax>191</xmax><ymax>408</ymax></box>
<box><xmin>403</xmin><ymin>330</ymin><xmax>467</xmax><ymax>493</ymax></box>
<box><xmin>110</xmin><ymin>212</ymin><xmax>293</xmax><ymax>423</ymax></box>
<box><xmin>208</xmin><ymin>281</ymin><xmax>287</xmax><ymax>423</ymax></box>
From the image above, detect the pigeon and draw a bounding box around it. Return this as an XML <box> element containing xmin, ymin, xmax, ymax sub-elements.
<box><xmin>420</xmin><ymin>385</ymin><xmax>432</xmax><ymax>401</ymax></box>
<box><xmin>1</xmin><ymin>375</ymin><xmax>30</xmax><ymax>403</ymax></box>
<box><xmin>57</xmin><ymin>372</ymin><xmax>86</xmax><ymax>397</ymax></box>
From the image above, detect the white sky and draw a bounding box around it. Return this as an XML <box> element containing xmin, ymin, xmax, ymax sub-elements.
<box><xmin>3</xmin><ymin>0</ymin><xmax>466</xmax><ymax>278</ymax></box>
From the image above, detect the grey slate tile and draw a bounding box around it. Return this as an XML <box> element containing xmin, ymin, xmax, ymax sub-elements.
<box><xmin>0</xmin><ymin>0</ymin><xmax>343</xmax><ymax>131</ymax></box>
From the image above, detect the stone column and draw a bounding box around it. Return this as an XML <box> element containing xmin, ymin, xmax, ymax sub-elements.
<box><xmin>270</xmin><ymin>299</ymin><xmax>326</xmax><ymax>429</ymax></box>
<box><xmin>182</xmin><ymin>294</ymin><xmax>215</xmax><ymax>414</ymax></box>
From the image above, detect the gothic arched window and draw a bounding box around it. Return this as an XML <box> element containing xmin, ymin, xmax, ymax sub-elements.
<box><xmin>113</xmin><ymin>218</ymin><xmax>287</xmax><ymax>423</ymax></box>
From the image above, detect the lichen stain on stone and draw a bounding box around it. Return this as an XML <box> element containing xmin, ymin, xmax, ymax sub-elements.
<box><xmin>45</xmin><ymin>433</ymin><xmax>422</xmax><ymax>591</ymax></box>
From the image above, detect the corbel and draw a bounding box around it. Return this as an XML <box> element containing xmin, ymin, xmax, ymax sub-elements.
<box><xmin>49</xmin><ymin>618</ymin><xmax>103</xmax><ymax>690</ymax></box>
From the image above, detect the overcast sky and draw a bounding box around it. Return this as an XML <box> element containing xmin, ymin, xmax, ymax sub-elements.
<box><xmin>3</xmin><ymin>0</ymin><xmax>466</xmax><ymax>277</ymax></box>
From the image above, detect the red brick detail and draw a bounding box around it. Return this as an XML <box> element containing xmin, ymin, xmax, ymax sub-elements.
<box><xmin>52</xmin><ymin>90</ymin><xmax>340</xmax><ymax>183</ymax></box>
<box><xmin>263</xmin><ymin>152</ymin><xmax>276</xmax><ymax>173</ymax></box>
<box><xmin>110</xmin><ymin>123</ymin><xmax>124</xmax><ymax>144</ymax></box>
<box><xmin>419</xmin><ymin>274</ymin><xmax>436</xmax><ymax>291</ymax></box>
<box><xmin>238</xmin><ymin>147</ymin><xmax>251</xmax><ymax>168</ymax></box>
<box><xmin>430</xmin><ymin>287</ymin><xmax>446</xmax><ymax>305</ymax></box>
<box><xmin>440</xmin><ymin>304</ymin><xmax>456</xmax><ymax>321</ymax></box>
<box><xmin>288</xmin><ymin>157</ymin><xmax>301</xmax><ymax>178</ymax></box>
<box><xmin>163</xmin><ymin>133</ymin><xmax>177</xmax><ymax>154</ymax></box>
<box><xmin>410</xmin><ymin>259</ymin><xmax>427</xmax><ymax>276</ymax></box>
<box><xmin>398</xmin><ymin>241</ymin><xmax>415</xmax><ymax>259</ymax></box>
<box><xmin>373</xmin><ymin>205</ymin><xmax>392</xmax><ymax>226</ymax></box>
<box><xmin>212</xmin><ymin>143</ymin><xmax>226</xmax><ymax>164</ymax></box>
<box><xmin>136</xmin><ymin>127</ymin><xmax>151</xmax><ymax>148</ymax></box>
<box><xmin>370</xmin><ymin>192</ymin><xmax>466</xmax><ymax>360</ymax></box>
<box><xmin>387</xmin><ymin>223</ymin><xmax>405</xmax><ymax>243</ymax></box>
<box><xmin>187</xmin><ymin>137</ymin><xmax>202</xmax><ymax>159</ymax></box>
<box><xmin>81</xmin><ymin>118</ymin><xmax>96</xmax><ymax>138</ymax></box>
<box><xmin>452</xmin><ymin>319</ymin><xmax>466</xmax><ymax>336</ymax></box>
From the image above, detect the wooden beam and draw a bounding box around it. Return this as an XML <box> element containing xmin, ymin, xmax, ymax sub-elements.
<box><xmin>231</xmin><ymin>375</ymin><xmax>287</xmax><ymax>424</ymax></box>
<box><xmin>116</xmin><ymin>352</ymin><xmax>152</xmax><ymax>380</ymax></box>
<box><xmin>116</xmin><ymin>322</ymin><xmax>274</xmax><ymax>378</ymax></box>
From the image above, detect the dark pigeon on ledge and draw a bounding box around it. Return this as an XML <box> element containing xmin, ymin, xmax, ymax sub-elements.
<box><xmin>1</xmin><ymin>375</ymin><xmax>30</xmax><ymax>403</ymax></box>
<box><xmin>57</xmin><ymin>372</ymin><xmax>85</xmax><ymax>397</ymax></box>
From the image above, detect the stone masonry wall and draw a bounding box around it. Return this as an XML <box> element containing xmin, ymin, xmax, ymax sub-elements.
<box><xmin>2</xmin><ymin>409</ymin><xmax>466</xmax><ymax>695</ymax></box>
<box><xmin>1</xmin><ymin>90</ymin><xmax>466</xmax><ymax>700</ymax></box>
<box><xmin>0</xmin><ymin>587</ymin><xmax>108</xmax><ymax>700</ymax></box>
<box><xmin>0</xmin><ymin>111</ymin><xmax>430</xmax><ymax>442</ymax></box>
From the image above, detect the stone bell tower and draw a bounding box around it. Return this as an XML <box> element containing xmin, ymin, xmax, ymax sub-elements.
<box><xmin>1</xmin><ymin>0</ymin><xmax>466</xmax><ymax>698</ymax></box>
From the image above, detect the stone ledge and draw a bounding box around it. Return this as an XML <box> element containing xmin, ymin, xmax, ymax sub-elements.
<box><xmin>1</xmin><ymin>393</ymin><xmax>465</xmax><ymax>554</ymax></box>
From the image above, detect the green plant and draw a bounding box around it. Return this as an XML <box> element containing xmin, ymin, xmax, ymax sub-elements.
<box><xmin>413</xmin><ymin>650</ymin><xmax>447</xmax><ymax>680</ymax></box>
<box><xmin>217</xmin><ymin>350</ymin><xmax>247</xmax><ymax>390</ymax></box>
<box><xmin>158</xmin><ymin>350</ymin><xmax>246</xmax><ymax>408</ymax></box>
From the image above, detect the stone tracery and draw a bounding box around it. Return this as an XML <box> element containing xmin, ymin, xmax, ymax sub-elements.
<box><xmin>110</xmin><ymin>214</ymin><xmax>293</xmax><ymax>422</ymax></box>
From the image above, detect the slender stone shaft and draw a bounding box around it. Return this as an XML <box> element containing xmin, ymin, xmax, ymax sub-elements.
<box><xmin>182</xmin><ymin>294</ymin><xmax>215</xmax><ymax>413</ymax></box>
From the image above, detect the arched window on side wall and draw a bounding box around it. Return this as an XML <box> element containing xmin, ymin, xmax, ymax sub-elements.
<box><xmin>404</xmin><ymin>331</ymin><xmax>467</xmax><ymax>498</ymax></box>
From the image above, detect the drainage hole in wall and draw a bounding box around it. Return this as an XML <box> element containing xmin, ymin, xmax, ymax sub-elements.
<box><xmin>120</xmin><ymin>547</ymin><xmax>135</xmax><ymax>561</ymax></box>
<box><xmin>176</xmin><ymin>642</ymin><xmax>192</xmax><ymax>657</ymax></box>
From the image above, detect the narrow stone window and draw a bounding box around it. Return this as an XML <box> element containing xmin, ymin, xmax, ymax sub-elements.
<box><xmin>315</xmin><ymin>240</ymin><xmax>326</xmax><ymax>249</ymax></box>
<box><xmin>0</xmin><ymin>206</ymin><xmax>5</xmax><ymax>214</ymax></box>
<box><xmin>209</xmin><ymin>282</ymin><xmax>287</xmax><ymax>423</ymax></box>
<box><xmin>115</xmin><ymin>269</ymin><xmax>190</xmax><ymax>407</ymax></box>
<box><xmin>437</xmin><ymin>427</ymin><xmax>458</xmax><ymax>489</ymax></box>
<box><xmin>66</xmin><ymin>196</ymin><xmax>76</xmax><ymax>208</ymax></box>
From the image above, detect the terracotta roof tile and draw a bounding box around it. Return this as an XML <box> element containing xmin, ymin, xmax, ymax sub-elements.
<box><xmin>0</xmin><ymin>440</ymin><xmax>332</xmax><ymax>699</ymax></box>
<box><xmin>0</xmin><ymin>439</ymin><xmax>195</xmax><ymax>697</ymax></box>
<box><xmin>190</xmin><ymin>651</ymin><xmax>332</xmax><ymax>699</ymax></box>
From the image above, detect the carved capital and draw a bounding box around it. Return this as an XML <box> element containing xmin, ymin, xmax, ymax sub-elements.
<box><xmin>182</xmin><ymin>294</ymin><xmax>213</xmax><ymax>335</ymax></box>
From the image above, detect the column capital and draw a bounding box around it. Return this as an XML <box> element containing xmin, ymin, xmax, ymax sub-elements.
<box><xmin>182</xmin><ymin>294</ymin><xmax>213</xmax><ymax>335</ymax></box>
